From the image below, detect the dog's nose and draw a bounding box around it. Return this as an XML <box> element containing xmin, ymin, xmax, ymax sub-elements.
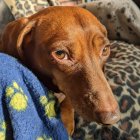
<box><xmin>96</xmin><ymin>107</ymin><xmax>120</xmax><ymax>125</ymax></box>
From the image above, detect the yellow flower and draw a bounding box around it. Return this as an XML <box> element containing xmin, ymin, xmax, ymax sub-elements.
<box><xmin>10</xmin><ymin>93</ymin><xmax>28</xmax><ymax>111</ymax></box>
<box><xmin>13</xmin><ymin>82</ymin><xmax>19</xmax><ymax>89</ymax></box>
<box><xmin>45</xmin><ymin>101</ymin><xmax>56</xmax><ymax>117</ymax></box>
<box><xmin>40</xmin><ymin>96</ymin><xmax>48</xmax><ymax>106</ymax></box>
<box><xmin>0</xmin><ymin>132</ymin><xmax>5</xmax><ymax>140</ymax></box>
<box><xmin>20</xmin><ymin>87</ymin><xmax>23</xmax><ymax>93</ymax></box>
<box><xmin>36</xmin><ymin>136</ymin><xmax>52</xmax><ymax>140</ymax></box>
<box><xmin>36</xmin><ymin>137</ymin><xmax>44</xmax><ymax>140</ymax></box>
<box><xmin>1</xmin><ymin>122</ymin><xmax>6</xmax><ymax>130</ymax></box>
<box><xmin>6</xmin><ymin>87</ymin><xmax>14</xmax><ymax>97</ymax></box>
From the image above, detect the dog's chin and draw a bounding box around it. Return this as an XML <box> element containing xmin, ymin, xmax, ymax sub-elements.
<box><xmin>74</xmin><ymin>107</ymin><xmax>96</xmax><ymax>122</ymax></box>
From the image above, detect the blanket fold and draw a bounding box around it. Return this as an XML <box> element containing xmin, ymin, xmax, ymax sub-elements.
<box><xmin>0</xmin><ymin>53</ymin><xmax>69</xmax><ymax>140</ymax></box>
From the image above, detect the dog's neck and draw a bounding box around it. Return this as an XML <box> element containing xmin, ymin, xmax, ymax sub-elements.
<box><xmin>33</xmin><ymin>70</ymin><xmax>60</xmax><ymax>93</ymax></box>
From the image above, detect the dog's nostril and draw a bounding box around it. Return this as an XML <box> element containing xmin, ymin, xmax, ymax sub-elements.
<box><xmin>96</xmin><ymin>108</ymin><xmax>120</xmax><ymax>125</ymax></box>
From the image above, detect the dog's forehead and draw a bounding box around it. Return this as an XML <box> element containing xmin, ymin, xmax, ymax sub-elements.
<box><xmin>31</xmin><ymin>6</ymin><xmax>106</xmax><ymax>35</ymax></box>
<box><xmin>32</xmin><ymin>6</ymin><xmax>108</xmax><ymax>54</ymax></box>
<box><xmin>33</xmin><ymin>7</ymin><xmax>106</xmax><ymax>38</ymax></box>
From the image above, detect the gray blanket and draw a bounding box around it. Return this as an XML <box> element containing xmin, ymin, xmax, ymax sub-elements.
<box><xmin>80</xmin><ymin>0</ymin><xmax>140</xmax><ymax>45</ymax></box>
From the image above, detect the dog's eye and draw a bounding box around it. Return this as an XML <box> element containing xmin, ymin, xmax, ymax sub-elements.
<box><xmin>102</xmin><ymin>45</ymin><xmax>110</xmax><ymax>56</ymax></box>
<box><xmin>52</xmin><ymin>50</ymin><xmax>68</xmax><ymax>60</ymax></box>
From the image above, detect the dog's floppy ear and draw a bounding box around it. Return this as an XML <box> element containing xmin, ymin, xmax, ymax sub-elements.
<box><xmin>17</xmin><ymin>20</ymin><xmax>36</xmax><ymax>59</ymax></box>
<box><xmin>1</xmin><ymin>17</ymin><xmax>36</xmax><ymax>59</ymax></box>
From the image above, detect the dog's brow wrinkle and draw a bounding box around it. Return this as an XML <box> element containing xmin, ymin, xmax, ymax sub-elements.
<box><xmin>74</xmin><ymin>12</ymin><xmax>87</xmax><ymax>30</ymax></box>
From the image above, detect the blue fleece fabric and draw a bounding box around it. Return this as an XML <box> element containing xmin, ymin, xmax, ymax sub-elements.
<box><xmin>0</xmin><ymin>53</ymin><xmax>69</xmax><ymax>140</ymax></box>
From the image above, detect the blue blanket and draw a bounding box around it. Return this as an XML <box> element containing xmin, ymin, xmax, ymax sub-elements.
<box><xmin>0</xmin><ymin>53</ymin><xmax>69</xmax><ymax>140</ymax></box>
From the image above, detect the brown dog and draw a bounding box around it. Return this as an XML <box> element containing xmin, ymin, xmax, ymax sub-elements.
<box><xmin>0</xmin><ymin>6</ymin><xmax>120</xmax><ymax>135</ymax></box>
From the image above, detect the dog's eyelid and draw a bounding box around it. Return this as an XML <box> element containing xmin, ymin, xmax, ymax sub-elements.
<box><xmin>50</xmin><ymin>43</ymin><xmax>71</xmax><ymax>53</ymax></box>
<box><xmin>101</xmin><ymin>46</ymin><xmax>110</xmax><ymax>57</ymax></box>
<box><xmin>51</xmin><ymin>48</ymin><xmax>74</xmax><ymax>63</ymax></box>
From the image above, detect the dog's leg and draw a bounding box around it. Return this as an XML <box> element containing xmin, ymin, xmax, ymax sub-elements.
<box><xmin>61</xmin><ymin>97</ymin><xmax>75</xmax><ymax>136</ymax></box>
<box><xmin>55</xmin><ymin>93</ymin><xmax>74</xmax><ymax>136</ymax></box>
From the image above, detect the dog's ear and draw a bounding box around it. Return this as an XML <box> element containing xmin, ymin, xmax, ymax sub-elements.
<box><xmin>17</xmin><ymin>20</ymin><xmax>36</xmax><ymax>59</ymax></box>
<box><xmin>1</xmin><ymin>17</ymin><xmax>36</xmax><ymax>59</ymax></box>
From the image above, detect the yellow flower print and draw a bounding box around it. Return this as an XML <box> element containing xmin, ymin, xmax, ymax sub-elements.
<box><xmin>6</xmin><ymin>87</ymin><xmax>14</xmax><ymax>97</ymax></box>
<box><xmin>1</xmin><ymin>122</ymin><xmax>6</xmax><ymax>130</ymax></box>
<box><xmin>10</xmin><ymin>93</ymin><xmax>28</xmax><ymax>111</ymax></box>
<box><xmin>44</xmin><ymin>101</ymin><xmax>56</xmax><ymax>117</ymax></box>
<box><xmin>0</xmin><ymin>121</ymin><xmax>7</xmax><ymax>131</ymax></box>
<box><xmin>13</xmin><ymin>82</ymin><xmax>19</xmax><ymax>89</ymax></box>
<box><xmin>6</xmin><ymin>81</ymin><xmax>28</xmax><ymax>111</ymax></box>
<box><xmin>37</xmin><ymin>137</ymin><xmax>44</xmax><ymax>140</ymax></box>
<box><xmin>40</xmin><ymin>95</ymin><xmax>56</xmax><ymax>118</ymax></box>
<box><xmin>0</xmin><ymin>120</ymin><xmax>6</xmax><ymax>140</ymax></box>
<box><xmin>0</xmin><ymin>132</ymin><xmax>5</xmax><ymax>140</ymax></box>
<box><xmin>40</xmin><ymin>96</ymin><xmax>48</xmax><ymax>106</ymax></box>
<box><xmin>36</xmin><ymin>135</ymin><xmax>52</xmax><ymax>140</ymax></box>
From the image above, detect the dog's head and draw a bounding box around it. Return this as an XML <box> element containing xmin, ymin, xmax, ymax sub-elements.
<box><xmin>1</xmin><ymin>6</ymin><xmax>120</xmax><ymax>124</ymax></box>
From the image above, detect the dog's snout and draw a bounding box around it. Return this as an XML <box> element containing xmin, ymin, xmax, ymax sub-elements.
<box><xmin>96</xmin><ymin>107</ymin><xmax>120</xmax><ymax>125</ymax></box>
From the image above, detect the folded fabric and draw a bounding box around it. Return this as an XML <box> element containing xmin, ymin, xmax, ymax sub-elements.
<box><xmin>80</xmin><ymin>0</ymin><xmax>140</xmax><ymax>45</ymax></box>
<box><xmin>0</xmin><ymin>53</ymin><xmax>69</xmax><ymax>140</ymax></box>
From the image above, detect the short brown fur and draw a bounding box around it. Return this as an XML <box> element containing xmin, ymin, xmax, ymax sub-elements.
<box><xmin>0</xmin><ymin>6</ymin><xmax>120</xmax><ymax>135</ymax></box>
